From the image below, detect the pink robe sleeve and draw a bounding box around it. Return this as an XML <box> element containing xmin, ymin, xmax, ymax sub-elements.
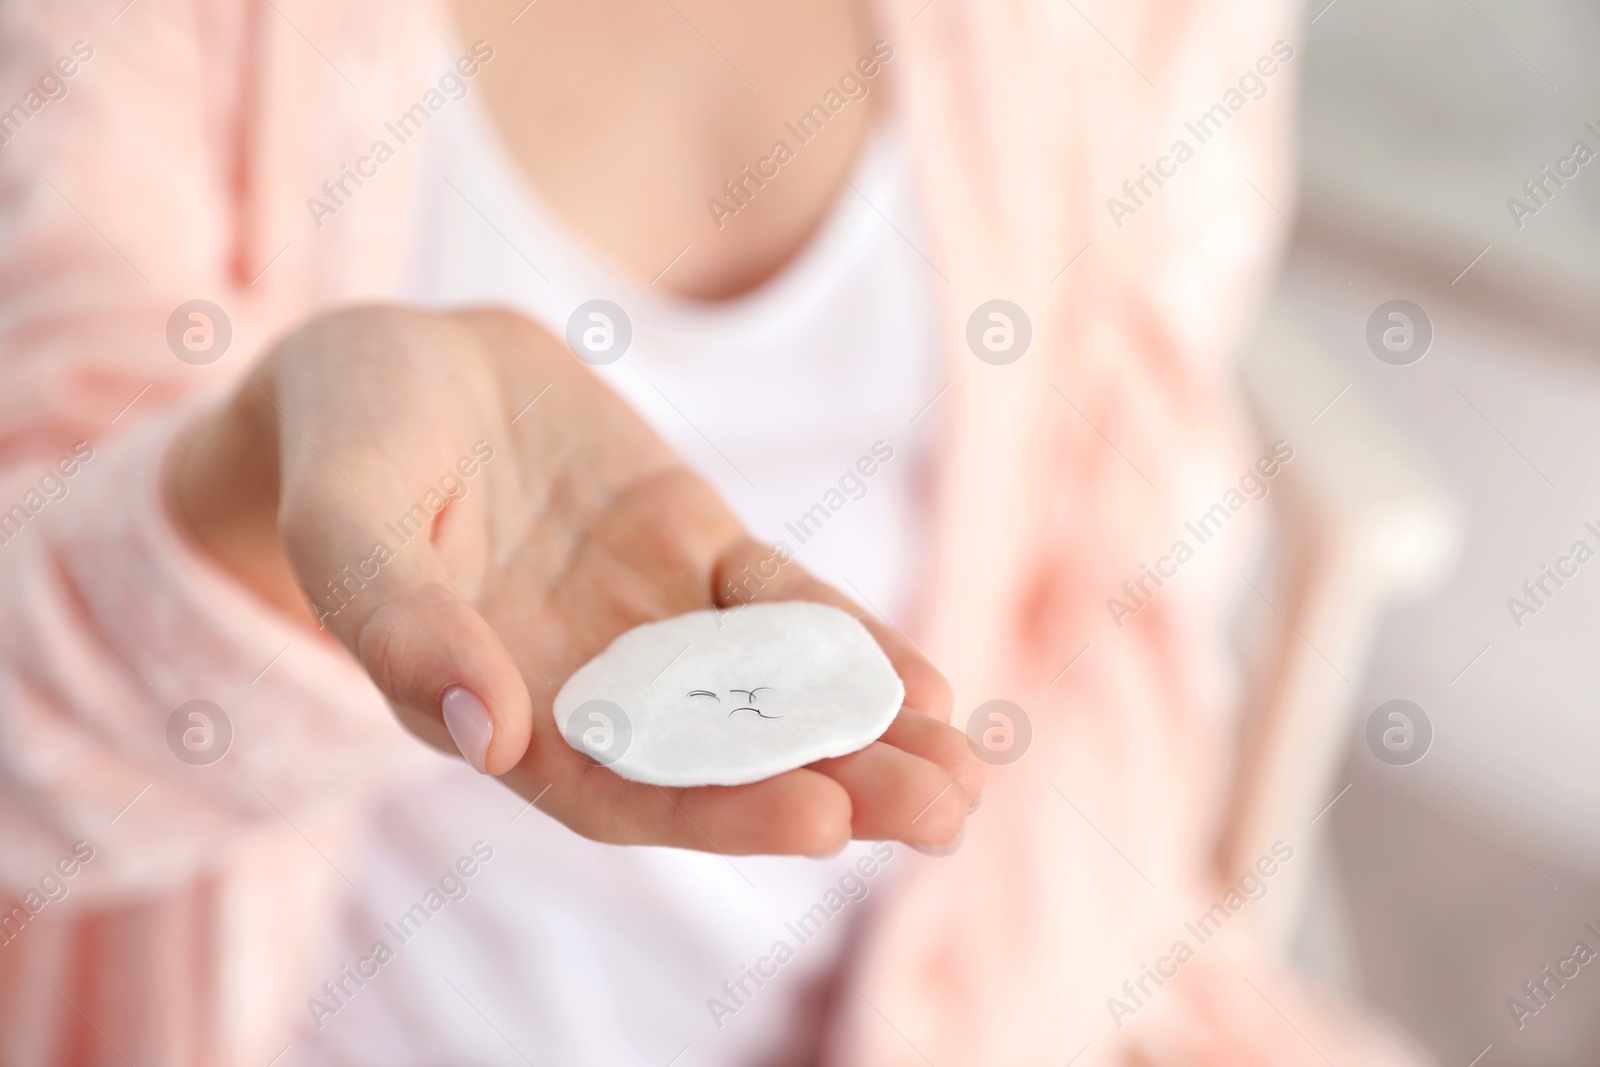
<box><xmin>0</xmin><ymin>0</ymin><xmax>425</xmax><ymax>902</ymax></box>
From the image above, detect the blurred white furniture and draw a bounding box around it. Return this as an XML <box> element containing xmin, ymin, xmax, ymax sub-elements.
<box><xmin>1214</xmin><ymin>302</ymin><xmax>1461</xmax><ymax>950</ymax></box>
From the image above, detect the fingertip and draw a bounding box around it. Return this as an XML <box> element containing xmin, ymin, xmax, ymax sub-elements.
<box><xmin>441</xmin><ymin>684</ymin><xmax>493</xmax><ymax>773</ymax></box>
<box><xmin>882</xmin><ymin>709</ymin><xmax>986</xmax><ymax>806</ymax></box>
<box><xmin>949</xmin><ymin>743</ymin><xmax>987</xmax><ymax>807</ymax></box>
<box><xmin>468</xmin><ymin>663</ymin><xmax>535</xmax><ymax>776</ymax></box>
<box><xmin>439</xmin><ymin>678</ymin><xmax>536</xmax><ymax>775</ymax></box>
<box><xmin>421</xmin><ymin>594</ymin><xmax>534</xmax><ymax>775</ymax></box>
<box><xmin>909</xmin><ymin>822</ymin><xmax>965</xmax><ymax>857</ymax></box>
<box><xmin>905</xmin><ymin>780</ymin><xmax>968</xmax><ymax>850</ymax></box>
<box><xmin>727</xmin><ymin>771</ymin><xmax>852</xmax><ymax>857</ymax></box>
<box><xmin>351</xmin><ymin>582</ymin><xmax>533</xmax><ymax>774</ymax></box>
<box><xmin>800</xmin><ymin>781</ymin><xmax>855</xmax><ymax>857</ymax></box>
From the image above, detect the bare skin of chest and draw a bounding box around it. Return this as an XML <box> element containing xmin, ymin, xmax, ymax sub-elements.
<box><xmin>450</xmin><ymin>0</ymin><xmax>883</xmax><ymax>301</ymax></box>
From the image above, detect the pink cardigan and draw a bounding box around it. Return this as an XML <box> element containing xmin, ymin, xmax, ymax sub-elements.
<box><xmin>0</xmin><ymin>0</ymin><xmax>1421</xmax><ymax>1063</ymax></box>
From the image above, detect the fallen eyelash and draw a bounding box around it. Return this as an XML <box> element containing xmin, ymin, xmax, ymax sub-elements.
<box><xmin>729</xmin><ymin>707</ymin><xmax>781</xmax><ymax>719</ymax></box>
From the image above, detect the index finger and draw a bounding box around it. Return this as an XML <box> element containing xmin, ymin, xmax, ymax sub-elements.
<box><xmin>709</xmin><ymin>537</ymin><xmax>954</xmax><ymax>724</ymax></box>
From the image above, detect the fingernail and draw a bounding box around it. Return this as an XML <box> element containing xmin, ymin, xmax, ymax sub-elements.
<box><xmin>968</xmin><ymin>791</ymin><xmax>983</xmax><ymax>813</ymax></box>
<box><xmin>910</xmin><ymin>824</ymin><xmax>965</xmax><ymax>857</ymax></box>
<box><xmin>442</xmin><ymin>685</ymin><xmax>493</xmax><ymax>774</ymax></box>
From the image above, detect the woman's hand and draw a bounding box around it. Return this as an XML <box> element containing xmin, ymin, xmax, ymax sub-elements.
<box><xmin>168</xmin><ymin>306</ymin><xmax>981</xmax><ymax>856</ymax></box>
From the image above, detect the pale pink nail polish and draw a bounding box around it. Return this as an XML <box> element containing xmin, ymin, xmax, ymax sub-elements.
<box><xmin>442</xmin><ymin>685</ymin><xmax>493</xmax><ymax>774</ymax></box>
<box><xmin>910</xmin><ymin>823</ymin><xmax>965</xmax><ymax>857</ymax></box>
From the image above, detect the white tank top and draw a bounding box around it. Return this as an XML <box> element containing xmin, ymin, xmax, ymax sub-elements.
<box><xmin>293</xmin><ymin>67</ymin><xmax>939</xmax><ymax>1067</ymax></box>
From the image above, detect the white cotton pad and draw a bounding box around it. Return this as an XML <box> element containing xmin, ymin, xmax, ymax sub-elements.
<box><xmin>553</xmin><ymin>602</ymin><xmax>904</xmax><ymax>787</ymax></box>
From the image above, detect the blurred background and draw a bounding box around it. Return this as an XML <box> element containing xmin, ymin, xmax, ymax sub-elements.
<box><xmin>1257</xmin><ymin>1</ymin><xmax>1600</xmax><ymax>1063</ymax></box>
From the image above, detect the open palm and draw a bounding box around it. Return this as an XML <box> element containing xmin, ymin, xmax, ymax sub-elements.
<box><xmin>262</xmin><ymin>307</ymin><xmax>980</xmax><ymax>856</ymax></box>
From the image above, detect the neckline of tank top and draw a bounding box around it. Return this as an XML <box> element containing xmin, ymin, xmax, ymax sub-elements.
<box><xmin>439</xmin><ymin>69</ymin><xmax>918</xmax><ymax>340</ymax></box>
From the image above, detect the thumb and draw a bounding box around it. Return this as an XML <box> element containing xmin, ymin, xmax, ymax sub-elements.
<box><xmin>281</xmin><ymin>480</ymin><xmax>534</xmax><ymax>776</ymax></box>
